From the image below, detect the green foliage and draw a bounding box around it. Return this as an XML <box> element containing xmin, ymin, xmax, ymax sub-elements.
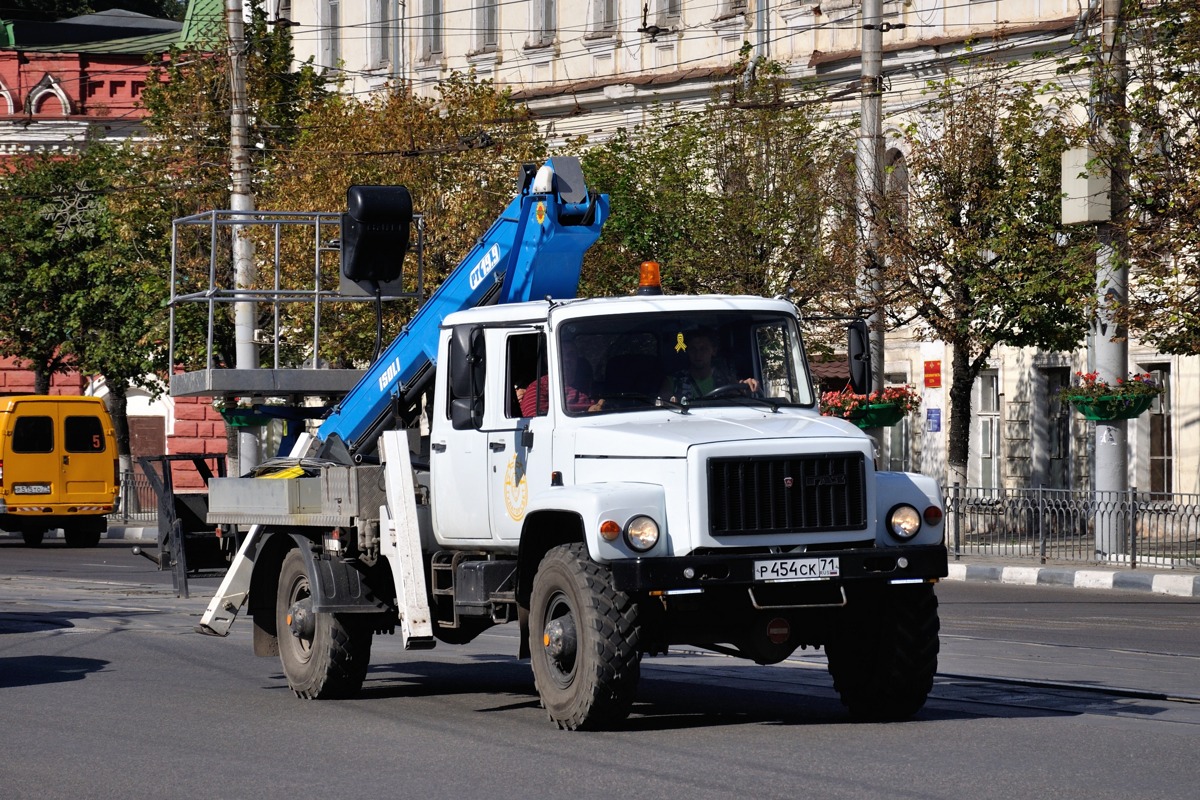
<box><xmin>253</xmin><ymin>72</ymin><xmax>546</xmax><ymax>367</ymax></box>
<box><xmin>878</xmin><ymin>73</ymin><xmax>1094</xmax><ymax>472</ymax></box>
<box><xmin>0</xmin><ymin>142</ymin><xmax>162</xmax><ymax>434</ymax></box>
<box><xmin>573</xmin><ymin>59</ymin><xmax>859</xmax><ymax>330</ymax></box>
<box><xmin>1119</xmin><ymin>1</ymin><xmax>1200</xmax><ymax>354</ymax></box>
<box><xmin>118</xmin><ymin>6</ymin><xmax>326</xmax><ymax>373</ymax></box>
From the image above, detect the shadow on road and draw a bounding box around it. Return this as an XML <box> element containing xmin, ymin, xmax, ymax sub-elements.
<box><xmin>0</xmin><ymin>655</ymin><xmax>108</xmax><ymax>688</ymax></box>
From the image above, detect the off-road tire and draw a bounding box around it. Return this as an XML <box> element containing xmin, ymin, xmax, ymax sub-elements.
<box><xmin>276</xmin><ymin>548</ymin><xmax>372</xmax><ymax>699</ymax></box>
<box><xmin>529</xmin><ymin>543</ymin><xmax>641</xmax><ymax>730</ymax></box>
<box><xmin>825</xmin><ymin>582</ymin><xmax>940</xmax><ymax>721</ymax></box>
<box><xmin>21</xmin><ymin>528</ymin><xmax>45</xmax><ymax>547</ymax></box>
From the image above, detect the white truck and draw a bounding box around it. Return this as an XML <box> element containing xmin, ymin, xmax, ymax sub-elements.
<box><xmin>194</xmin><ymin>158</ymin><xmax>947</xmax><ymax>729</ymax></box>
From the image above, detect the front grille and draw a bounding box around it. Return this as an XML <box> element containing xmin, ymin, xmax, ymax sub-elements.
<box><xmin>707</xmin><ymin>453</ymin><xmax>868</xmax><ymax>535</ymax></box>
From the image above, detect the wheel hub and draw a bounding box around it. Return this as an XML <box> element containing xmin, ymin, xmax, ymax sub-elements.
<box><xmin>286</xmin><ymin>597</ymin><xmax>315</xmax><ymax>641</ymax></box>
<box><xmin>543</xmin><ymin>613</ymin><xmax>577</xmax><ymax>671</ymax></box>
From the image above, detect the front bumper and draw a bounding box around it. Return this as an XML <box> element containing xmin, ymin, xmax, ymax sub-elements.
<box><xmin>609</xmin><ymin>544</ymin><xmax>948</xmax><ymax>593</ymax></box>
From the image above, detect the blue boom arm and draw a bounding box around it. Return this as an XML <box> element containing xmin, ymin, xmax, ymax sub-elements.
<box><xmin>318</xmin><ymin>157</ymin><xmax>609</xmax><ymax>458</ymax></box>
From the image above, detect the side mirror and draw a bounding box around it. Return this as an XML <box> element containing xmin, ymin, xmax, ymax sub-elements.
<box><xmin>848</xmin><ymin>319</ymin><xmax>872</xmax><ymax>395</ymax></box>
<box><xmin>449</xmin><ymin>325</ymin><xmax>485</xmax><ymax>430</ymax></box>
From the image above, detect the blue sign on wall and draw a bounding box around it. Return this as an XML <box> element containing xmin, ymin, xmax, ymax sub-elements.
<box><xmin>926</xmin><ymin>408</ymin><xmax>941</xmax><ymax>432</ymax></box>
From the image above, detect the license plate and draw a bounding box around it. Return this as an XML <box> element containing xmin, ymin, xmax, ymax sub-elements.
<box><xmin>753</xmin><ymin>557</ymin><xmax>840</xmax><ymax>582</ymax></box>
<box><xmin>13</xmin><ymin>483</ymin><xmax>51</xmax><ymax>495</ymax></box>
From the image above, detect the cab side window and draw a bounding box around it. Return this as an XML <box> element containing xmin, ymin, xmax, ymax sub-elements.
<box><xmin>65</xmin><ymin>415</ymin><xmax>106</xmax><ymax>453</ymax></box>
<box><xmin>13</xmin><ymin>416</ymin><xmax>54</xmax><ymax>453</ymax></box>
<box><xmin>507</xmin><ymin>332</ymin><xmax>545</xmax><ymax>419</ymax></box>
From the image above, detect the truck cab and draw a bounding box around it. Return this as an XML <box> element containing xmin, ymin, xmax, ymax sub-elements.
<box><xmin>425</xmin><ymin>293</ymin><xmax>946</xmax><ymax>727</ymax></box>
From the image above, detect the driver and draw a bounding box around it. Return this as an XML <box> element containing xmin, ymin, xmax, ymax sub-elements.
<box><xmin>663</xmin><ymin>328</ymin><xmax>759</xmax><ymax>402</ymax></box>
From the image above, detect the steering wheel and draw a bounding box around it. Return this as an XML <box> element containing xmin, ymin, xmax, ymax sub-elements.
<box><xmin>700</xmin><ymin>382</ymin><xmax>753</xmax><ymax>399</ymax></box>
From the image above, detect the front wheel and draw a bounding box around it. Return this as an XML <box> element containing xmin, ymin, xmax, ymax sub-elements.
<box><xmin>21</xmin><ymin>528</ymin><xmax>46</xmax><ymax>547</ymax></box>
<box><xmin>824</xmin><ymin>582</ymin><xmax>940</xmax><ymax>721</ymax></box>
<box><xmin>529</xmin><ymin>543</ymin><xmax>641</xmax><ymax>730</ymax></box>
<box><xmin>275</xmin><ymin>548</ymin><xmax>373</xmax><ymax>699</ymax></box>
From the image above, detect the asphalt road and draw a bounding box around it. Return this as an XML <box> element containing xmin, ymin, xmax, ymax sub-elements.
<box><xmin>2</xmin><ymin>541</ymin><xmax>1199</xmax><ymax>800</ymax></box>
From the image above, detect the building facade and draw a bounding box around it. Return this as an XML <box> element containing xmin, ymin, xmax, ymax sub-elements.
<box><xmin>278</xmin><ymin>1</ymin><xmax>1200</xmax><ymax>494</ymax></box>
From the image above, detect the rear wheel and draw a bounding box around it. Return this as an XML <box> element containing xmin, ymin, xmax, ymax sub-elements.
<box><xmin>21</xmin><ymin>528</ymin><xmax>46</xmax><ymax>547</ymax></box>
<box><xmin>528</xmin><ymin>543</ymin><xmax>641</xmax><ymax>730</ymax></box>
<box><xmin>825</xmin><ymin>582</ymin><xmax>940</xmax><ymax>721</ymax></box>
<box><xmin>275</xmin><ymin>548</ymin><xmax>372</xmax><ymax>699</ymax></box>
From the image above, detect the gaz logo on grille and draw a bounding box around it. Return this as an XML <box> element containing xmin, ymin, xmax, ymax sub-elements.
<box><xmin>805</xmin><ymin>475</ymin><xmax>847</xmax><ymax>487</ymax></box>
<box><xmin>783</xmin><ymin>477</ymin><xmax>794</xmax><ymax>488</ymax></box>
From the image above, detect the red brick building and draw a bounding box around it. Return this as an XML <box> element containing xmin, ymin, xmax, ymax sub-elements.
<box><xmin>0</xmin><ymin>4</ymin><xmax>227</xmax><ymax>486</ymax></box>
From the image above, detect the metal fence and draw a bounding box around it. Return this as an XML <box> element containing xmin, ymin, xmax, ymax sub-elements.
<box><xmin>102</xmin><ymin>471</ymin><xmax>1200</xmax><ymax>571</ymax></box>
<box><xmin>111</xmin><ymin>470</ymin><xmax>159</xmax><ymax>524</ymax></box>
<box><xmin>945</xmin><ymin>485</ymin><xmax>1200</xmax><ymax>570</ymax></box>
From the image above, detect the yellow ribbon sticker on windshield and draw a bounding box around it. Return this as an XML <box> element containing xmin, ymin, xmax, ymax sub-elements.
<box><xmin>674</xmin><ymin>332</ymin><xmax>687</xmax><ymax>353</ymax></box>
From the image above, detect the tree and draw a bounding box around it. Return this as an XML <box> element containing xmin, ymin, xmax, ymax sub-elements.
<box><xmin>0</xmin><ymin>151</ymin><xmax>100</xmax><ymax>393</ymax></box>
<box><xmin>0</xmin><ymin>144</ymin><xmax>162</xmax><ymax>472</ymax></box>
<box><xmin>877</xmin><ymin>75</ymin><xmax>1094</xmax><ymax>484</ymax></box>
<box><xmin>1117</xmin><ymin>1</ymin><xmax>1200</xmax><ymax>354</ymax></box>
<box><xmin>118</xmin><ymin>5</ymin><xmax>325</xmax><ymax>375</ymax></box>
<box><xmin>252</xmin><ymin>72</ymin><xmax>547</xmax><ymax>368</ymax></box>
<box><xmin>574</xmin><ymin>59</ymin><xmax>859</xmax><ymax>327</ymax></box>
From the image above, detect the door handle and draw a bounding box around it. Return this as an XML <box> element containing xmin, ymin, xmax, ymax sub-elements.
<box><xmin>431</xmin><ymin>442</ymin><xmax>447</xmax><ymax>453</ymax></box>
<box><xmin>489</xmin><ymin>442</ymin><xmax>506</xmax><ymax>452</ymax></box>
<box><xmin>63</xmin><ymin>455</ymin><xmax>69</xmax><ymax>466</ymax></box>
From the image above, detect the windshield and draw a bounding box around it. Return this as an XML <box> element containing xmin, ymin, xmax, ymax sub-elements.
<box><xmin>558</xmin><ymin>310</ymin><xmax>814</xmax><ymax>415</ymax></box>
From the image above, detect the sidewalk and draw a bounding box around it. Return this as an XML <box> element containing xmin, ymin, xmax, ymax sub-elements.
<box><xmin>943</xmin><ymin>556</ymin><xmax>1200</xmax><ymax>598</ymax></box>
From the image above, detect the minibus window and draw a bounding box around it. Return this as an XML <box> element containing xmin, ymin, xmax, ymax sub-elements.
<box><xmin>13</xmin><ymin>416</ymin><xmax>54</xmax><ymax>453</ymax></box>
<box><xmin>65</xmin><ymin>416</ymin><xmax>106</xmax><ymax>453</ymax></box>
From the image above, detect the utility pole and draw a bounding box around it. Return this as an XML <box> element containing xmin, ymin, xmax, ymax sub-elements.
<box><xmin>227</xmin><ymin>0</ymin><xmax>259</xmax><ymax>475</ymax></box>
<box><xmin>1093</xmin><ymin>0</ymin><xmax>1129</xmax><ymax>557</ymax></box>
<box><xmin>857</xmin><ymin>0</ymin><xmax>886</xmax><ymax>442</ymax></box>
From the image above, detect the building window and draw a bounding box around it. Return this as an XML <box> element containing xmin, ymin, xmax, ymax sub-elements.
<box><xmin>323</xmin><ymin>0</ymin><xmax>341</xmax><ymax>69</ymax></box>
<box><xmin>1148</xmin><ymin>366</ymin><xmax>1173</xmax><ymax>497</ymax></box>
<box><xmin>1044</xmin><ymin>367</ymin><xmax>1071</xmax><ymax>490</ymax></box>
<box><xmin>659</xmin><ymin>0</ymin><xmax>682</xmax><ymax>25</ymax></box>
<box><xmin>373</xmin><ymin>0</ymin><xmax>393</xmax><ymax>67</ymax></box>
<box><xmin>477</xmin><ymin>0</ymin><xmax>499</xmax><ymax>51</ymax></box>
<box><xmin>884</xmin><ymin>373</ymin><xmax>912</xmax><ymax>472</ymax></box>
<box><xmin>425</xmin><ymin>0</ymin><xmax>443</xmax><ymax>57</ymax></box>
<box><xmin>590</xmin><ymin>0</ymin><xmax>617</xmax><ymax>35</ymax></box>
<box><xmin>978</xmin><ymin>370</ymin><xmax>1001</xmax><ymax>490</ymax></box>
<box><xmin>530</xmin><ymin>0</ymin><xmax>556</xmax><ymax>46</ymax></box>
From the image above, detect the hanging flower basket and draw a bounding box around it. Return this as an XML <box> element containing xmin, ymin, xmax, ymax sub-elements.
<box><xmin>821</xmin><ymin>385</ymin><xmax>920</xmax><ymax>429</ymax></box>
<box><xmin>1068</xmin><ymin>394</ymin><xmax>1155</xmax><ymax>421</ymax></box>
<box><xmin>849</xmin><ymin>402</ymin><xmax>906</xmax><ymax>428</ymax></box>
<box><xmin>1059</xmin><ymin>372</ymin><xmax>1162</xmax><ymax>422</ymax></box>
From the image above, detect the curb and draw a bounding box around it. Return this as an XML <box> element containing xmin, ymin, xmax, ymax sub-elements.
<box><xmin>944</xmin><ymin>562</ymin><xmax>1200</xmax><ymax>598</ymax></box>
<box><xmin>4</xmin><ymin>526</ymin><xmax>157</xmax><ymax>544</ymax></box>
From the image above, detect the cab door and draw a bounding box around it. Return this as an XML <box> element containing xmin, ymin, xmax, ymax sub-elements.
<box><xmin>487</xmin><ymin>330</ymin><xmax>550</xmax><ymax>543</ymax></box>
<box><xmin>430</xmin><ymin>326</ymin><xmax>493</xmax><ymax>543</ymax></box>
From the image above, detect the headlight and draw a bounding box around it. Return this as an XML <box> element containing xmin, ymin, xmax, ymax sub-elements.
<box><xmin>624</xmin><ymin>515</ymin><xmax>660</xmax><ymax>552</ymax></box>
<box><xmin>887</xmin><ymin>504</ymin><xmax>922</xmax><ymax>540</ymax></box>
